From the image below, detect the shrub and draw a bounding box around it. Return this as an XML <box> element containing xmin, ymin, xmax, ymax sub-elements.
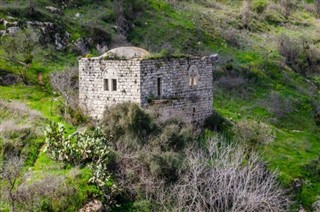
<box><xmin>221</xmin><ymin>28</ymin><xmax>241</xmax><ymax>48</ymax></box>
<box><xmin>147</xmin><ymin>151</ymin><xmax>183</xmax><ymax>182</ymax></box>
<box><xmin>252</xmin><ymin>0</ymin><xmax>268</xmax><ymax>14</ymax></box>
<box><xmin>204</xmin><ymin>110</ymin><xmax>232</xmax><ymax>133</ymax></box>
<box><xmin>101</xmin><ymin>103</ymin><xmax>156</xmax><ymax>144</ymax></box>
<box><xmin>264</xmin><ymin>91</ymin><xmax>294</xmax><ymax>119</ymax></box>
<box><xmin>0</xmin><ymin>100</ymin><xmax>43</xmax><ymax>167</ymax></box>
<box><xmin>156</xmin><ymin>120</ymin><xmax>193</xmax><ymax>151</ymax></box>
<box><xmin>161</xmin><ymin>135</ymin><xmax>291</xmax><ymax>211</ymax></box>
<box><xmin>315</xmin><ymin>106</ymin><xmax>320</xmax><ymax>126</ymax></box>
<box><xmin>276</xmin><ymin>34</ymin><xmax>315</xmax><ymax>76</ymax></box>
<box><xmin>0</xmin><ymin>156</ymin><xmax>24</xmax><ymax>212</ymax></box>
<box><xmin>232</xmin><ymin>119</ymin><xmax>274</xmax><ymax>149</ymax></box>
<box><xmin>277</xmin><ymin>34</ymin><xmax>301</xmax><ymax>68</ymax></box>
<box><xmin>265</xmin><ymin>3</ymin><xmax>284</xmax><ymax>24</ymax></box>
<box><xmin>15</xmin><ymin>175</ymin><xmax>77</xmax><ymax>211</ymax></box>
<box><xmin>44</xmin><ymin>122</ymin><xmax>113</xmax><ymax>186</ymax></box>
<box><xmin>50</xmin><ymin>67</ymin><xmax>87</xmax><ymax>125</ymax></box>
<box><xmin>304</xmin><ymin>156</ymin><xmax>320</xmax><ymax>180</ymax></box>
<box><xmin>281</xmin><ymin>0</ymin><xmax>297</xmax><ymax>20</ymax></box>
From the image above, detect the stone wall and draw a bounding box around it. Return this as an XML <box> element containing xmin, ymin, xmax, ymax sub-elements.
<box><xmin>140</xmin><ymin>57</ymin><xmax>213</xmax><ymax>124</ymax></box>
<box><xmin>79</xmin><ymin>58</ymin><xmax>141</xmax><ymax>119</ymax></box>
<box><xmin>79</xmin><ymin>56</ymin><xmax>213</xmax><ymax>124</ymax></box>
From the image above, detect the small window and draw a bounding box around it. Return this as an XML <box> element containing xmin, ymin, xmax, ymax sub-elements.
<box><xmin>188</xmin><ymin>65</ymin><xmax>199</xmax><ymax>87</ymax></box>
<box><xmin>104</xmin><ymin>79</ymin><xmax>109</xmax><ymax>91</ymax></box>
<box><xmin>190</xmin><ymin>77</ymin><xmax>196</xmax><ymax>87</ymax></box>
<box><xmin>157</xmin><ymin>77</ymin><xmax>162</xmax><ymax>97</ymax></box>
<box><xmin>112</xmin><ymin>79</ymin><xmax>117</xmax><ymax>91</ymax></box>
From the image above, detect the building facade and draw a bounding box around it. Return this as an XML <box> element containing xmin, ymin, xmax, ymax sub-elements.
<box><xmin>79</xmin><ymin>47</ymin><xmax>215</xmax><ymax>124</ymax></box>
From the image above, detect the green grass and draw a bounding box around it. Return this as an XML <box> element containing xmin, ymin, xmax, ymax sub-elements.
<box><xmin>1</xmin><ymin>0</ymin><xmax>320</xmax><ymax>210</ymax></box>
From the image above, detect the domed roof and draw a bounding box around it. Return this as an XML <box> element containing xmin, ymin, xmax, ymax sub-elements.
<box><xmin>98</xmin><ymin>46</ymin><xmax>151</xmax><ymax>59</ymax></box>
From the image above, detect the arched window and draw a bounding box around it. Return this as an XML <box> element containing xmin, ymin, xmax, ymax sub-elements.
<box><xmin>188</xmin><ymin>65</ymin><xmax>199</xmax><ymax>87</ymax></box>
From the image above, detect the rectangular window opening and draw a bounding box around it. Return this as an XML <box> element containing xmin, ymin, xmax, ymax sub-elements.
<box><xmin>104</xmin><ymin>79</ymin><xmax>109</xmax><ymax>91</ymax></box>
<box><xmin>157</xmin><ymin>77</ymin><xmax>162</xmax><ymax>97</ymax></box>
<box><xmin>191</xmin><ymin>77</ymin><xmax>195</xmax><ymax>86</ymax></box>
<box><xmin>194</xmin><ymin>77</ymin><xmax>197</xmax><ymax>86</ymax></box>
<box><xmin>112</xmin><ymin>79</ymin><xmax>117</xmax><ymax>91</ymax></box>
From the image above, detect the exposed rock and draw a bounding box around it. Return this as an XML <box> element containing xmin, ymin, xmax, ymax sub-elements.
<box><xmin>293</xmin><ymin>178</ymin><xmax>303</xmax><ymax>191</ymax></box>
<box><xmin>0</xmin><ymin>73</ymin><xmax>22</xmax><ymax>86</ymax></box>
<box><xmin>45</xmin><ymin>6</ymin><xmax>61</xmax><ymax>14</ymax></box>
<box><xmin>0</xmin><ymin>30</ymin><xmax>6</xmax><ymax>36</ymax></box>
<box><xmin>26</xmin><ymin>21</ymin><xmax>70</xmax><ymax>50</ymax></box>
<box><xmin>96</xmin><ymin>43</ymin><xmax>108</xmax><ymax>54</ymax></box>
<box><xmin>75</xmin><ymin>13</ymin><xmax>81</xmax><ymax>18</ymax></box>
<box><xmin>298</xmin><ymin>205</ymin><xmax>307</xmax><ymax>212</ymax></box>
<box><xmin>26</xmin><ymin>21</ymin><xmax>54</xmax><ymax>31</ymax></box>
<box><xmin>0</xmin><ymin>18</ymin><xmax>9</xmax><ymax>29</ymax></box>
<box><xmin>312</xmin><ymin>199</ymin><xmax>320</xmax><ymax>212</ymax></box>
<box><xmin>6</xmin><ymin>26</ymin><xmax>21</xmax><ymax>35</ymax></box>
<box><xmin>70</xmin><ymin>37</ymin><xmax>109</xmax><ymax>55</ymax></box>
<box><xmin>71</xmin><ymin>38</ymin><xmax>89</xmax><ymax>55</ymax></box>
<box><xmin>55</xmin><ymin>32</ymin><xmax>70</xmax><ymax>50</ymax></box>
<box><xmin>79</xmin><ymin>200</ymin><xmax>105</xmax><ymax>212</ymax></box>
<box><xmin>209</xmin><ymin>54</ymin><xmax>220</xmax><ymax>62</ymax></box>
<box><xmin>6</xmin><ymin>16</ymin><xmax>15</xmax><ymax>21</ymax></box>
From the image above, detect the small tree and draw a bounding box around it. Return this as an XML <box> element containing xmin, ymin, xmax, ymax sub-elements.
<box><xmin>0</xmin><ymin>29</ymin><xmax>39</xmax><ymax>84</ymax></box>
<box><xmin>1</xmin><ymin>156</ymin><xmax>23</xmax><ymax>212</ymax></box>
<box><xmin>50</xmin><ymin>67</ymin><xmax>78</xmax><ymax>108</ymax></box>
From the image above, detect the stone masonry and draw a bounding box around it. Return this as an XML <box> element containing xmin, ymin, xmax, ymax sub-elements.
<box><xmin>79</xmin><ymin>47</ymin><xmax>215</xmax><ymax>124</ymax></box>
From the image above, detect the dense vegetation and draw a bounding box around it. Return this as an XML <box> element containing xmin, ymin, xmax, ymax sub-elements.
<box><xmin>1</xmin><ymin>0</ymin><xmax>320</xmax><ymax>211</ymax></box>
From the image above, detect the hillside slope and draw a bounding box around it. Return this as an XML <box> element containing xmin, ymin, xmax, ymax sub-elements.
<box><xmin>1</xmin><ymin>0</ymin><xmax>320</xmax><ymax>210</ymax></box>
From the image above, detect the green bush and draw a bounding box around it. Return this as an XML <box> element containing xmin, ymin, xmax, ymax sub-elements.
<box><xmin>204</xmin><ymin>110</ymin><xmax>232</xmax><ymax>133</ymax></box>
<box><xmin>102</xmin><ymin>103</ymin><xmax>157</xmax><ymax>143</ymax></box>
<box><xmin>156</xmin><ymin>120</ymin><xmax>193</xmax><ymax>151</ymax></box>
<box><xmin>147</xmin><ymin>151</ymin><xmax>183</xmax><ymax>181</ymax></box>
<box><xmin>305</xmin><ymin>156</ymin><xmax>320</xmax><ymax>180</ymax></box>
<box><xmin>44</xmin><ymin>122</ymin><xmax>113</xmax><ymax>186</ymax></box>
<box><xmin>232</xmin><ymin>119</ymin><xmax>274</xmax><ymax>149</ymax></box>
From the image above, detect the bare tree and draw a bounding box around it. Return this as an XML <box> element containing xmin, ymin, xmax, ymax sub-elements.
<box><xmin>160</xmin><ymin>136</ymin><xmax>291</xmax><ymax>211</ymax></box>
<box><xmin>50</xmin><ymin>67</ymin><xmax>79</xmax><ymax>110</ymax></box>
<box><xmin>1</xmin><ymin>156</ymin><xmax>23</xmax><ymax>212</ymax></box>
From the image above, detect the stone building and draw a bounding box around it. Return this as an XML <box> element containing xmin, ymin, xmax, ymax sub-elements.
<box><xmin>79</xmin><ymin>47</ymin><xmax>217</xmax><ymax>124</ymax></box>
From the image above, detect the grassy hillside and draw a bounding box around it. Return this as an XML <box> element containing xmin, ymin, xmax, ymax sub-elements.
<box><xmin>1</xmin><ymin>0</ymin><xmax>320</xmax><ymax>210</ymax></box>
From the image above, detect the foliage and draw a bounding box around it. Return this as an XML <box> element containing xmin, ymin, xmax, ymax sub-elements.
<box><xmin>1</xmin><ymin>0</ymin><xmax>320</xmax><ymax>210</ymax></box>
<box><xmin>204</xmin><ymin>110</ymin><xmax>232</xmax><ymax>133</ymax></box>
<box><xmin>101</xmin><ymin>103</ymin><xmax>157</xmax><ymax>143</ymax></box>
<box><xmin>44</xmin><ymin>122</ymin><xmax>113</xmax><ymax>186</ymax></box>
<box><xmin>232</xmin><ymin>119</ymin><xmax>274</xmax><ymax>150</ymax></box>
<box><xmin>50</xmin><ymin>67</ymin><xmax>88</xmax><ymax>125</ymax></box>
<box><xmin>0</xmin><ymin>29</ymin><xmax>40</xmax><ymax>84</ymax></box>
<box><xmin>251</xmin><ymin>0</ymin><xmax>268</xmax><ymax>14</ymax></box>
